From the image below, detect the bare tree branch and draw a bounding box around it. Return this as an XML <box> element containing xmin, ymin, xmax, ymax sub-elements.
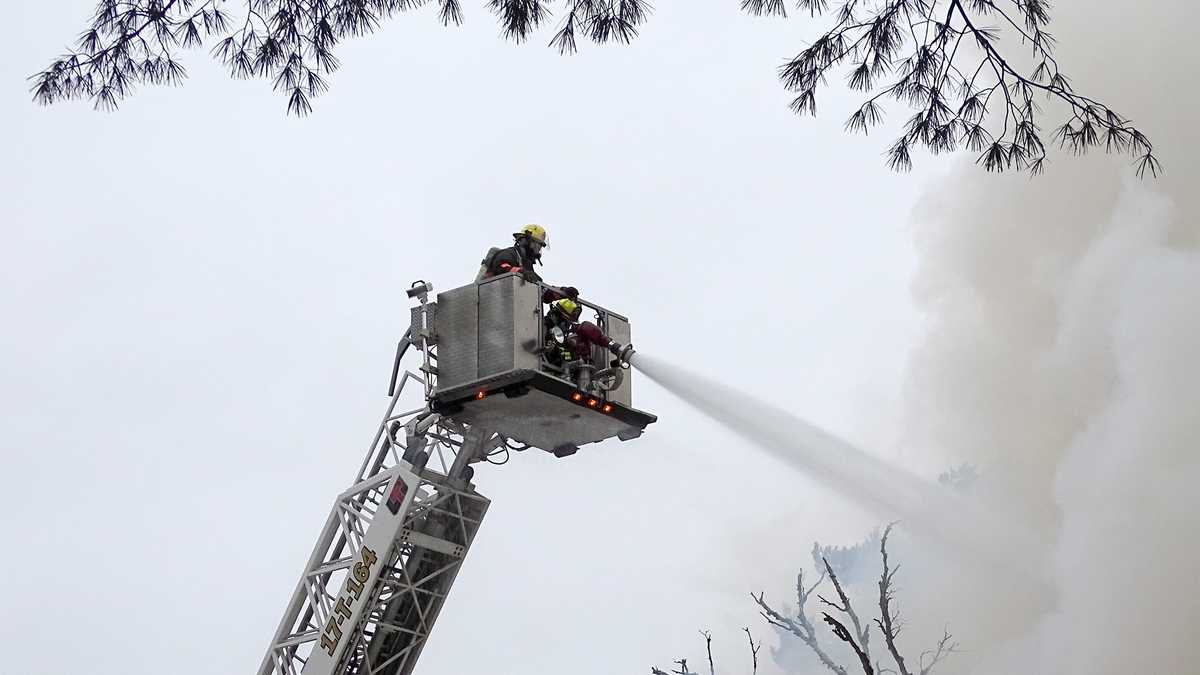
<box><xmin>875</xmin><ymin>523</ymin><xmax>912</xmax><ymax>675</ymax></box>
<box><xmin>666</xmin><ymin>525</ymin><xmax>954</xmax><ymax>675</ymax></box>
<box><xmin>651</xmin><ymin>662</ymin><xmax>699</xmax><ymax>675</ymax></box>
<box><xmin>700</xmin><ymin>630</ymin><xmax>715</xmax><ymax>675</ymax></box>
<box><xmin>823</xmin><ymin>612</ymin><xmax>875</xmax><ymax>675</ymax></box>
<box><xmin>753</xmin><ymin>565</ymin><xmax>849</xmax><ymax>675</ymax></box>
<box><xmin>818</xmin><ymin>556</ymin><xmax>872</xmax><ymax>659</ymax></box>
<box><xmin>672</xmin><ymin>658</ymin><xmax>697</xmax><ymax>675</ymax></box>
<box><xmin>918</xmin><ymin>628</ymin><xmax>958</xmax><ymax>675</ymax></box>
<box><xmin>744</xmin><ymin>626</ymin><xmax>762</xmax><ymax>675</ymax></box>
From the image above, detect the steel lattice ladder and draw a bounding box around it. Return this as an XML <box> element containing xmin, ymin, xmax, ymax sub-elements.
<box><xmin>258</xmin><ymin>356</ymin><xmax>494</xmax><ymax>675</ymax></box>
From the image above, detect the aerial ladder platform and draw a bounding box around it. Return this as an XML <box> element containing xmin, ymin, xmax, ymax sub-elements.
<box><xmin>258</xmin><ymin>274</ymin><xmax>656</xmax><ymax>675</ymax></box>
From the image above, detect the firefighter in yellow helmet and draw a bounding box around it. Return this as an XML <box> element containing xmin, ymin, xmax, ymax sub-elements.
<box><xmin>543</xmin><ymin>297</ymin><xmax>632</xmax><ymax>368</ymax></box>
<box><xmin>477</xmin><ymin>224</ymin><xmax>578</xmax><ymax>301</ymax></box>
<box><xmin>479</xmin><ymin>224</ymin><xmax>550</xmax><ymax>282</ymax></box>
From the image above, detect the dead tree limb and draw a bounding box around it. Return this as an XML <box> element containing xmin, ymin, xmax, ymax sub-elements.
<box><xmin>875</xmin><ymin>523</ymin><xmax>912</xmax><ymax>675</ymax></box>
<box><xmin>700</xmin><ymin>630</ymin><xmax>715</xmax><ymax>675</ymax></box>
<box><xmin>655</xmin><ymin>525</ymin><xmax>955</xmax><ymax>675</ymax></box>
<box><xmin>753</xmin><ymin>566</ymin><xmax>849</xmax><ymax>675</ymax></box>
<box><xmin>823</xmin><ymin>612</ymin><xmax>875</xmax><ymax>675</ymax></box>
<box><xmin>672</xmin><ymin>658</ymin><xmax>696</xmax><ymax>675</ymax></box>
<box><xmin>818</xmin><ymin>556</ymin><xmax>873</xmax><ymax>660</ymax></box>
<box><xmin>918</xmin><ymin>628</ymin><xmax>959</xmax><ymax>675</ymax></box>
<box><xmin>743</xmin><ymin>626</ymin><xmax>761</xmax><ymax>675</ymax></box>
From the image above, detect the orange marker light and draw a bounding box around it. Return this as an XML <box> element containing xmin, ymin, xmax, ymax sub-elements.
<box><xmin>571</xmin><ymin>392</ymin><xmax>584</xmax><ymax>402</ymax></box>
<box><xmin>602</xmin><ymin>403</ymin><xmax>613</xmax><ymax>413</ymax></box>
<box><xmin>587</xmin><ymin>398</ymin><xmax>598</xmax><ymax>407</ymax></box>
<box><xmin>476</xmin><ymin>390</ymin><xmax>487</xmax><ymax>400</ymax></box>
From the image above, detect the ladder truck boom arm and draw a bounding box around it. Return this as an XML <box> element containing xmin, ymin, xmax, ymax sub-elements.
<box><xmin>259</xmin><ymin>274</ymin><xmax>655</xmax><ymax>675</ymax></box>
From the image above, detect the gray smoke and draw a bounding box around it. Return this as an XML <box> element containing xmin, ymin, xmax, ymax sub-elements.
<box><xmin>637</xmin><ymin>2</ymin><xmax>1200</xmax><ymax>671</ymax></box>
<box><xmin>895</xmin><ymin>1</ymin><xmax>1200</xmax><ymax>672</ymax></box>
<box><xmin>630</xmin><ymin>352</ymin><xmax>1050</xmax><ymax>588</ymax></box>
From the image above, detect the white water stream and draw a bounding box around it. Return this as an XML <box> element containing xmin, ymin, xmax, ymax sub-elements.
<box><xmin>631</xmin><ymin>352</ymin><xmax>1049</xmax><ymax>585</ymax></box>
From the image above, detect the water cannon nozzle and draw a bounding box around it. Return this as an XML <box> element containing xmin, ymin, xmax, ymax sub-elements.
<box><xmin>617</xmin><ymin>344</ymin><xmax>636</xmax><ymax>368</ymax></box>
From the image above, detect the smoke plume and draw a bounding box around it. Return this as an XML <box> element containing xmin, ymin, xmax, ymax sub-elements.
<box><xmin>898</xmin><ymin>1</ymin><xmax>1200</xmax><ymax>671</ymax></box>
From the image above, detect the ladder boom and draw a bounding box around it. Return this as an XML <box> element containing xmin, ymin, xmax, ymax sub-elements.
<box><xmin>258</xmin><ymin>373</ymin><xmax>489</xmax><ymax>675</ymax></box>
<box><xmin>261</xmin><ymin>276</ymin><xmax>655</xmax><ymax>675</ymax></box>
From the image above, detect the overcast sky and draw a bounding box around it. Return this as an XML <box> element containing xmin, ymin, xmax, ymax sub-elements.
<box><xmin>0</xmin><ymin>2</ymin><xmax>1062</xmax><ymax>674</ymax></box>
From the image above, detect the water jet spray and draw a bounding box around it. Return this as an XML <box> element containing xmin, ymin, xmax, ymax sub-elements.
<box><xmin>629</xmin><ymin>351</ymin><xmax>1051</xmax><ymax>587</ymax></box>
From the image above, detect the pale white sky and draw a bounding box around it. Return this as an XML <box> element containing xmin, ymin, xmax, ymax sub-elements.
<box><xmin>2</xmin><ymin>4</ymin><xmax>941</xmax><ymax>674</ymax></box>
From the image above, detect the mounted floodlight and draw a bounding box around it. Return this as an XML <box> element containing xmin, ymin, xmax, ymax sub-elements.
<box><xmin>406</xmin><ymin>280</ymin><xmax>433</xmax><ymax>303</ymax></box>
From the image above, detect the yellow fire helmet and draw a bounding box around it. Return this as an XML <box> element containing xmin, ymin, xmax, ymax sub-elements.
<box><xmin>517</xmin><ymin>223</ymin><xmax>549</xmax><ymax>247</ymax></box>
<box><xmin>553</xmin><ymin>298</ymin><xmax>581</xmax><ymax>321</ymax></box>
